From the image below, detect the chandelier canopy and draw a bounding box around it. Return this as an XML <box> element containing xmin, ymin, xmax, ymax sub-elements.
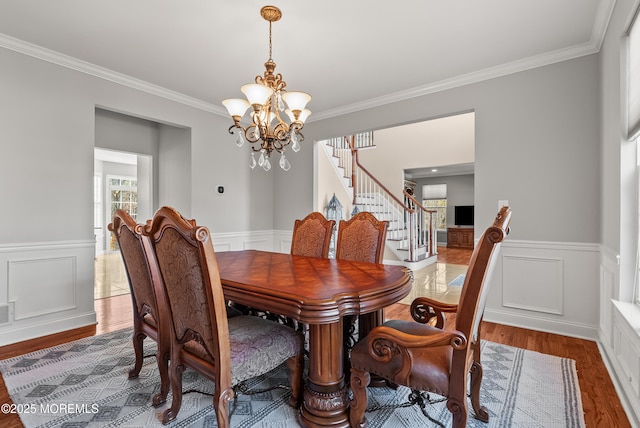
<box><xmin>222</xmin><ymin>5</ymin><xmax>311</xmax><ymax>172</ymax></box>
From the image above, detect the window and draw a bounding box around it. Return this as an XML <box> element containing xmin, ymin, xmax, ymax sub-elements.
<box><xmin>630</xmin><ymin>7</ymin><xmax>640</xmax><ymax>304</ymax></box>
<box><xmin>93</xmin><ymin>174</ymin><xmax>102</xmax><ymax>229</ymax></box>
<box><xmin>108</xmin><ymin>176</ymin><xmax>138</xmax><ymax>221</ymax></box>
<box><xmin>629</xmin><ymin>6</ymin><xmax>640</xmax><ymax>142</ymax></box>
<box><xmin>422</xmin><ymin>184</ymin><xmax>447</xmax><ymax>230</ymax></box>
<box><xmin>637</xmin><ymin>143</ymin><xmax>640</xmax><ymax>304</ymax></box>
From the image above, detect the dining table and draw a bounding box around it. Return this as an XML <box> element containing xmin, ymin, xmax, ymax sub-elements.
<box><xmin>215</xmin><ymin>249</ymin><xmax>413</xmax><ymax>428</ymax></box>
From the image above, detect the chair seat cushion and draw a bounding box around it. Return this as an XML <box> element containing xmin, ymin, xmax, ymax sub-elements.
<box><xmin>182</xmin><ymin>315</ymin><xmax>303</xmax><ymax>385</ymax></box>
<box><xmin>350</xmin><ymin>320</ymin><xmax>454</xmax><ymax>395</ymax></box>
<box><xmin>228</xmin><ymin>316</ymin><xmax>303</xmax><ymax>384</ymax></box>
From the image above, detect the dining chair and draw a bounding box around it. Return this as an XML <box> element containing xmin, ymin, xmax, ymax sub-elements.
<box><xmin>349</xmin><ymin>206</ymin><xmax>512</xmax><ymax>428</ymax></box>
<box><xmin>141</xmin><ymin>206</ymin><xmax>305</xmax><ymax>426</ymax></box>
<box><xmin>335</xmin><ymin>211</ymin><xmax>387</xmax><ymax>264</ymax></box>
<box><xmin>107</xmin><ymin>209</ymin><xmax>169</xmax><ymax>407</ymax></box>
<box><xmin>291</xmin><ymin>211</ymin><xmax>335</xmax><ymax>258</ymax></box>
<box><xmin>335</xmin><ymin>211</ymin><xmax>389</xmax><ymax>375</ymax></box>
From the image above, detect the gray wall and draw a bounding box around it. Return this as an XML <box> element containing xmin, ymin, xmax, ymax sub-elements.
<box><xmin>414</xmin><ymin>174</ymin><xmax>474</xmax><ymax>243</ymax></box>
<box><xmin>0</xmin><ymin>45</ymin><xmax>276</xmax><ymax>243</ymax></box>
<box><xmin>290</xmin><ymin>54</ymin><xmax>600</xmax><ymax>244</ymax></box>
<box><xmin>413</xmin><ymin>174</ymin><xmax>475</xmax><ymax>228</ymax></box>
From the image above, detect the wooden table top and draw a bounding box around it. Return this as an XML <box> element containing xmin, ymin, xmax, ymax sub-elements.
<box><xmin>216</xmin><ymin>250</ymin><xmax>413</xmax><ymax>324</ymax></box>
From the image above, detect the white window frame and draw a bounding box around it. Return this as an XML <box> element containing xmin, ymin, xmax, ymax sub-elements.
<box><xmin>422</xmin><ymin>184</ymin><xmax>447</xmax><ymax>232</ymax></box>
<box><xmin>629</xmin><ymin>6</ymin><xmax>640</xmax><ymax>305</ymax></box>
<box><xmin>107</xmin><ymin>174</ymin><xmax>138</xmax><ymax>221</ymax></box>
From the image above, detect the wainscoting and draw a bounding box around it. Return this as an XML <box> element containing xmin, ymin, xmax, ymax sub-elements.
<box><xmin>599</xmin><ymin>246</ymin><xmax>640</xmax><ymax>427</ymax></box>
<box><xmin>484</xmin><ymin>239</ymin><xmax>600</xmax><ymax>340</ymax></box>
<box><xmin>0</xmin><ymin>240</ymin><xmax>96</xmax><ymax>347</ymax></box>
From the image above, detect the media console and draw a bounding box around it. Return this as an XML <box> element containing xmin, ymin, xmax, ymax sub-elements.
<box><xmin>447</xmin><ymin>226</ymin><xmax>474</xmax><ymax>249</ymax></box>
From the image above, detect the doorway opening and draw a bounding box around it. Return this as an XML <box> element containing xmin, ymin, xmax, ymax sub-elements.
<box><xmin>94</xmin><ymin>148</ymin><xmax>151</xmax><ymax>299</ymax></box>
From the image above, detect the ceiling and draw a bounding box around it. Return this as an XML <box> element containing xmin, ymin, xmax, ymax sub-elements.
<box><xmin>0</xmin><ymin>0</ymin><xmax>614</xmax><ymax>122</ymax></box>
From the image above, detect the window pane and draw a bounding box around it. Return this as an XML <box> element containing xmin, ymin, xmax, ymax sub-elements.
<box><xmin>424</xmin><ymin>198</ymin><xmax>447</xmax><ymax>230</ymax></box>
<box><xmin>108</xmin><ymin>175</ymin><xmax>138</xmax><ymax>222</ymax></box>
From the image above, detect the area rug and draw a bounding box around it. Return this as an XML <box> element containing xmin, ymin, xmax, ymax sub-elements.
<box><xmin>449</xmin><ymin>274</ymin><xmax>466</xmax><ymax>286</ymax></box>
<box><xmin>0</xmin><ymin>328</ymin><xmax>585</xmax><ymax>427</ymax></box>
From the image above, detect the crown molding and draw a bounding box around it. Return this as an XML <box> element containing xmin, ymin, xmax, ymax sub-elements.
<box><xmin>310</xmin><ymin>0</ymin><xmax>616</xmax><ymax>122</ymax></box>
<box><xmin>0</xmin><ymin>0</ymin><xmax>615</xmax><ymax>123</ymax></box>
<box><xmin>0</xmin><ymin>33</ymin><xmax>227</xmax><ymax>116</ymax></box>
<box><xmin>310</xmin><ymin>41</ymin><xmax>601</xmax><ymax>122</ymax></box>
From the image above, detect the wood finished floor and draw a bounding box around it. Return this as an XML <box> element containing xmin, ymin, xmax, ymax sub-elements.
<box><xmin>0</xmin><ymin>247</ymin><xmax>631</xmax><ymax>427</ymax></box>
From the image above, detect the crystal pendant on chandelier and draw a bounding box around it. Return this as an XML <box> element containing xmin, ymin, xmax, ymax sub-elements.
<box><xmin>234</xmin><ymin>128</ymin><xmax>245</xmax><ymax>147</ymax></box>
<box><xmin>262</xmin><ymin>156</ymin><xmax>271</xmax><ymax>171</ymax></box>
<box><xmin>291</xmin><ymin>132</ymin><xmax>300</xmax><ymax>152</ymax></box>
<box><xmin>249</xmin><ymin>152</ymin><xmax>257</xmax><ymax>169</ymax></box>
<box><xmin>279</xmin><ymin>152</ymin><xmax>291</xmax><ymax>171</ymax></box>
<box><xmin>258</xmin><ymin>150</ymin><xmax>266</xmax><ymax>167</ymax></box>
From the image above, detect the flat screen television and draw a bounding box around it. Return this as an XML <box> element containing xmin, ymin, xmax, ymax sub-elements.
<box><xmin>454</xmin><ymin>205</ymin><xmax>474</xmax><ymax>226</ymax></box>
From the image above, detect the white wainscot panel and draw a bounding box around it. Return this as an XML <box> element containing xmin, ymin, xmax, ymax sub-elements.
<box><xmin>502</xmin><ymin>255</ymin><xmax>563</xmax><ymax>315</ymax></box>
<box><xmin>600</xmin><ymin>247</ymin><xmax>619</xmax><ymax>348</ymax></box>
<box><xmin>211</xmin><ymin>230</ymin><xmax>276</xmax><ymax>253</ymax></box>
<box><xmin>613</xmin><ymin>303</ymin><xmax>640</xmax><ymax>398</ymax></box>
<box><xmin>0</xmin><ymin>240</ymin><xmax>96</xmax><ymax>346</ymax></box>
<box><xmin>9</xmin><ymin>256</ymin><xmax>77</xmax><ymax>320</ymax></box>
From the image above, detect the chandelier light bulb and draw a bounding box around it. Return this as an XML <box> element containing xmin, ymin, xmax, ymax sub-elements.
<box><xmin>286</xmin><ymin>108</ymin><xmax>311</xmax><ymax>123</ymax></box>
<box><xmin>222</xmin><ymin>98</ymin><xmax>250</xmax><ymax>121</ymax></box>
<box><xmin>241</xmin><ymin>83</ymin><xmax>274</xmax><ymax>106</ymax></box>
<box><xmin>282</xmin><ymin>91</ymin><xmax>311</xmax><ymax>111</ymax></box>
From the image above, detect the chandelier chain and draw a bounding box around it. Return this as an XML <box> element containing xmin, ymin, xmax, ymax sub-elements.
<box><xmin>268</xmin><ymin>20</ymin><xmax>273</xmax><ymax>61</ymax></box>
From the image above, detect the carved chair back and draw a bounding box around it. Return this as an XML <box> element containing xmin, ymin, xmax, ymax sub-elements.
<box><xmin>456</xmin><ymin>206</ymin><xmax>511</xmax><ymax>348</ymax></box>
<box><xmin>336</xmin><ymin>211</ymin><xmax>388</xmax><ymax>264</ymax></box>
<box><xmin>291</xmin><ymin>212</ymin><xmax>335</xmax><ymax>258</ymax></box>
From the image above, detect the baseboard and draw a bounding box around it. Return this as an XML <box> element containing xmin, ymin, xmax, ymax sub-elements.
<box><xmin>483</xmin><ymin>308</ymin><xmax>599</xmax><ymax>341</ymax></box>
<box><xmin>0</xmin><ymin>312</ymin><xmax>97</xmax><ymax>347</ymax></box>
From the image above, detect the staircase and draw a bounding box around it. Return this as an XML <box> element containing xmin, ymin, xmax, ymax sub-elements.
<box><xmin>322</xmin><ymin>133</ymin><xmax>437</xmax><ymax>269</ymax></box>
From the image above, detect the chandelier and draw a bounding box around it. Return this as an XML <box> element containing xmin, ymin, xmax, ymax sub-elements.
<box><xmin>222</xmin><ymin>5</ymin><xmax>311</xmax><ymax>172</ymax></box>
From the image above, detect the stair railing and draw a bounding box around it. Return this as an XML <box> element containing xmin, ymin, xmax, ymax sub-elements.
<box><xmin>324</xmin><ymin>134</ymin><xmax>436</xmax><ymax>262</ymax></box>
<box><xmin>346</xmin><ymin>136</ymin><xmax>435</xmax><ymax>262</ymax></box>
<box><xmin>403</xmin><ymin>191</ymin><xmax>438</xmax><ymax>257</ymax></box>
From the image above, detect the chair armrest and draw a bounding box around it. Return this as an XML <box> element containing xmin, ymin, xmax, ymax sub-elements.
<box><xmin>365</xmin><ymin>325</ymin><xmax>467</xmax><ymax>363</ymax></box>
<box><xmin>410</xmin><ymin>297</ymin><xmax>458</xmax><ymax>328</ymax></box>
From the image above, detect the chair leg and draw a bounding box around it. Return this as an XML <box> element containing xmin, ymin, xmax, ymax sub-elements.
<box><xmin>349</xmin><ymin>368</ymin><xmax>370</xmax><ymax>428</ymax></box>
<box><xmin>162</xmin><ymin>361</ymin><xmax>185</xmax><ymax>424</ymax></box>
<box><xmin>447</xmin><ymin>396</ymin><xmax>469</xmax><ymax>428</ymax></box>
<box><xmin>214</xmin><ymin>387</ymin><xmax>234</xmax><ymax>428</ymax></box>
<box><xmin>128</xmin><ymin>331</ymin><xmax>145</xmax><ymax>379</ymax></box>
<box><xmin>470</xmin><ymin>360</ymin><xmax>489</xmax><ymax>422</ymax></box>
<box><xmin>286</xmin><ymin>353</ymin><xmax>304</xmax><ymax>408</ymax></box>
<box><xmin>152</xmin><ymin>346</ymin><xmax>170</xmax><ymax>407</ymax></box>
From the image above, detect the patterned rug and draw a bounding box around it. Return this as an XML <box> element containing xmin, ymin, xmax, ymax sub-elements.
<box><xmin>0</xmin><ymin>328</ymin><xmax>585</xmax><ymax>427</ymax></box>
<box><xmin>448</xmin><ymin>274</ymin><xmax>466</xmax><ymax>287</ymax></box>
